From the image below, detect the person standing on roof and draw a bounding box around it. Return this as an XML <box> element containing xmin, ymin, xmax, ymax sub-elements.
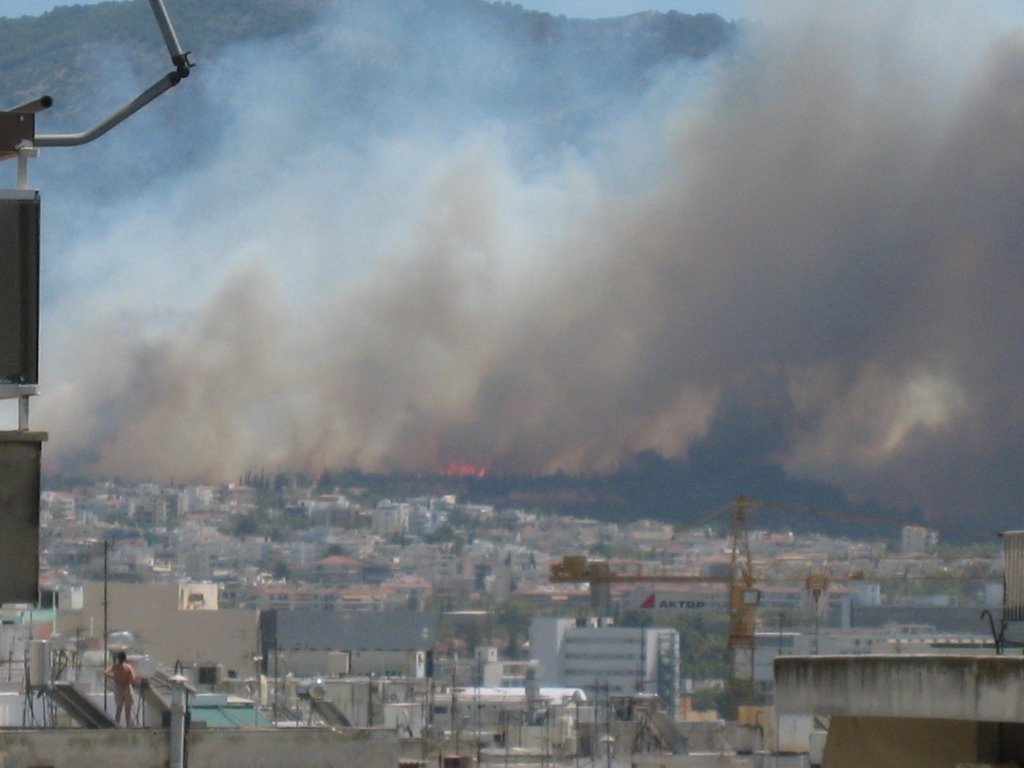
<box><xmin>105</xmin><ymin>651</ymin><xmax>136</xmax><ymax>727</ymax></box>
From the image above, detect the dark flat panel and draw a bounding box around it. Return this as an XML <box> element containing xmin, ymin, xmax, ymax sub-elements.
<box><xmin>0</xmin><ymin>434</ymin><xmax>43</xmax><ymax>604</ymax></box>
<box><xmin>0</xmin><ymin>191</ymin><xmax>40</xmax><ymax>384</ymax></box>
<box><xmin>0</xmin><ymin>113</ymin><xmax>34</xmax><ymax>159</ymax></box>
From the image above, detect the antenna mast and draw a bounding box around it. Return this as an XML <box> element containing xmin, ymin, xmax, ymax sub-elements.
<box><xmin>31</xmin><ymin>0</ymin><xmax>192</xmax><ymax>151</ymax></box>
<box><xmin>0</xmin><ymin>0</ymin><xmax>194</xmax><ymax>608</ymax></box>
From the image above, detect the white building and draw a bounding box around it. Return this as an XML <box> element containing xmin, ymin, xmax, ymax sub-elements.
<box><xmin>754</xmin><ymin>625</ymin><xmax>995</xmax><ymax>684</ymax></box>
<box><xmin>901</xmin><ymin>524</ymin><xmax>938</xmax><ymax>554</ymax></box>
<box><xmin>529</xmin><ymin>617</ymin><xmax>680</xmax><ymax>714</ymax></box>
<box><xmin>623</xmin><ymin>582</ymin><xmax>856</xmax><ymax>627</ymax></box>
<box><xmin>372</xmin><ymin>502</ymin><xmax>410</xmax><ymax>535</ymax></box>
<box><xmin>40</xmin><ymin>491</ymin><xmax>75</xmax><ymax>521</ymax></box>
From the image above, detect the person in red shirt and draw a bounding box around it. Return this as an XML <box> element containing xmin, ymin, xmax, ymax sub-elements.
<box><xmin>105</xmin><ymin>651</ymin><xmax>136</xmax><ymax>727</ymax></box>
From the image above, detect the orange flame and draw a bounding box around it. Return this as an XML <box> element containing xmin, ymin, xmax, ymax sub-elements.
<box><xmin>440</xmin><ymin>462</ymin><xmax>489</xmax><ymax>478</ymax></box>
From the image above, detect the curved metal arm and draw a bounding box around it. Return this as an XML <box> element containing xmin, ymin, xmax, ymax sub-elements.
<box><xmin>35</xmin><ymin>73</ymin><xmax>181</xmax><ymax>148</ymax></box>
<box><xmin>32</xmin><ymin>0</ymin><xmax>192</xmax><ymax>148</ymax></box>
<box><xmin>148</xmin><ymin>0</ymin><xmax>192</xmax><ymax>77</ymax></box>
<box><xmin>981</xmin><ymin>609</ymin><xmax>1004</xmax><ymax>654</ymax></box>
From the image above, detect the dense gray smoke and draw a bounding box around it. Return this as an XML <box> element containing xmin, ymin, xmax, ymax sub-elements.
<box><xmin>26</xmin><ymin>1</ymin><xmax>1024</xmax><ymax>522</ymax></box>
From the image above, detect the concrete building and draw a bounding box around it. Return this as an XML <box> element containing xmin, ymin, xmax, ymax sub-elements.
<box><xmin>774</xmin><ymin>530</ymin><xmax>1023</xmax><ymax>767</ymax></box>
<box><xmin>262</xmin><ymin>610</ymin><xmax>437</xmax><ymax>679</ymax></box>
<box><xmin>901</xmin><ymin>524</ymin><xmax>939</xmax><ymax>554</ymax></box>
<box><xmin>625</xmin><ymin>582</ymin><xmax>854</xmax><ymax>618</ymax></box>
<box><xmin>314</xmin><ymin>554</ymin><xmax>362</xmax><ymax>585</ymax></box>
<box><xmin>753</xmin><ymin>625</ymin><xmax>995</xmax><ymax>685</ymax></box>
<box><xmin>57</xmin><ymin>582</ymin><xmax>261</xmax><ymax>680</ymax></box>
<box><xmin>0</xmin><ymin>722</ymin><xmax>397</xmax><ymax>768</ymax></box>
<box><xmin>372</xmin><ymin>502</ymin><xmax>410</xmax><ymax>535</ymax></box>
<box><xmin>776</xmin><ymin>655</ymin><xmax>1024</xmax><ymax>768</ymax></box>
<box><xmin>530</xmin><ymin>617</ymin><xmax>680</xmax><ymax>714</ymax></box>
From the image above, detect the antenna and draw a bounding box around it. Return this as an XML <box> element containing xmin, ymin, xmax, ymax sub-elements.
<box><xmin>2</xmin><ymin>0</ymin><xmax>194</xmax><ymax>153</ymax></box>
<box><xmin>0</xmin><ymin>1</ymin><xmax>194</xmax><ymax>608</ymax></box>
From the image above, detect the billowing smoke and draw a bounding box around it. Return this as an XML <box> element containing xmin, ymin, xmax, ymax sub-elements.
<box><xmin>24</xmin><ymin>1</ymin><xmax>1024</xmax><ymax>523</ymax></box>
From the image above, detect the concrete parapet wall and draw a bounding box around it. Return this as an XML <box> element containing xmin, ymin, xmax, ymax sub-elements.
<box><xmin>632</xmin><ymin>754</ymin><xmax>810</xmax><ymax>767</ymax></box>
<box><xmin>775</xmin><ymin>655</ymin><xmax>1024</xmax><ymax>722</ymax></box>
<box><xmin>0</xmin><ymin>729</ymin><xmax>167</xmax><ymax>768</ymax></box>
<box><xmin>632</xmin><ymin>755</ymin><xmax>755</xmax><ymax>767</ymax></box>
<box><xmin>0</xmin><ymin>727</ymin><xmax>398</xmax><ymax>768</ymax></box>
<box><xmin>189</xmin><ymin>727</ymin><xmax>397</xmax><ymax>768</ymax></box>
<box><xmin>821</xmin><ymin>717</ymin><xmax>988</xmax><ymax>768</ymax></box>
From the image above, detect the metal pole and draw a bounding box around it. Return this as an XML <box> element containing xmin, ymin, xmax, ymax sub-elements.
<box><xmin>15</xmin><ymin>140</ymin><xmax>35</xmax><ymax>430</ymax></box>
<box><xmin>367</xmin><ymin>672</ymin><xmax>373</xmax><ymax>727</ymax></box>
<box><xmin>475</xmin><ymin>676</ymin><xmax>480</xmax><ymax>766</ymax></box>
<box><xmin>36</xmin><ymin>74</ymin><xmax>181</xmax><ymax>147</ymax></box>
<box><xmin>17</xmin><ymin>396</ymin><xmax>29</xmax><ymax>431</ymax></box>
<box><xmin>103</xmin><ymin>540</ymin><xmax>109</xmax><ymax>713</ymax></box>
<box><xmin>476</xmin><ymin>657</ymin><xmax>482</xmax><ymax>766</ymax></box>
<box><xmin>169</xmin><ymin>676</ymin><xmax>187</xmax><ymax>768</ymax></box>
<box><xmin>575</xmin><ymin>698</ymin><xmax>580</xmax><ymax>768</ymax></box>
<box><xmin>812</xmin><ymin>589</ymin><xmax>822</xmax><ymax>655</ymax></box>
<box><xmin>451</xmin><ymin>661</ymin><xmax>458</xmax><ymax>757</ymax></box>
<box><xmin>147</xmin><ymin>0</ymin><xmax>190</xmax><ymax>71</ymax></box>
<box><xmin>273</xmin><ymin>649</ymin><xmax>279</xmax><ymax>722</ymax></box>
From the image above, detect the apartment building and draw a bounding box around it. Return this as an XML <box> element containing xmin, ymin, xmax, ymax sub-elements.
<box><xmin>530</xmin><ymin>617</ymin><xmax>680</xmax><ymax>714</ymax></box>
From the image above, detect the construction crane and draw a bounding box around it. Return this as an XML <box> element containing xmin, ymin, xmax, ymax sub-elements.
<box><xmin>548</xmin><ymin>494</ymin><xmax>995</xmax><ymax>712</ymax></box>
<box><xmin>549</xmin><ymin>496</ymin><xmax>762</xmax><ymax>690</ymax></box>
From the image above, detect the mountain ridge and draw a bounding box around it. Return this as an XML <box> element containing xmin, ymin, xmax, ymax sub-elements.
<box><xmin>0</xmin><ymin>0</ymin><xmax>737</xmax><ymax>129</ymax></box>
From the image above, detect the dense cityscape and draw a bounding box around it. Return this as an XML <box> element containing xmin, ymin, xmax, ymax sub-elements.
<box><xmin>36</xmin><ymin>476</ymin><xmax>1005</xmax><ymax>680</ymax></box>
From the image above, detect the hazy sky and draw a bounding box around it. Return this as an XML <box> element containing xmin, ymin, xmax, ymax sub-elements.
<box><xmin>2</xmin><ymin>0</ymin><xmax>750</xmax><ymax>21</ymax></box>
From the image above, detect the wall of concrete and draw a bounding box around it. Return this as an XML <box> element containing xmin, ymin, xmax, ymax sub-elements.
<box><xmin>189</xmin><ymin>727</ymin><xmax>398</xmax><ymax>768</ymax></box>
<box><xmin>821</xmin><ymin>717</ymin><xmax>992</xmax><ymax>768</ymax></box>
<box><xmin>0</xmin><ymin>727</ymin><xmax>398</xmax><ymax>768</ymax></box>
<box><xmin>59</xmin><ymin>582</ymin><xmax>261</xmax><ymax>677</ymax></box>
<box><xmin>0</xmin><ymin>729</ymin><xmax>169</xmax><ymax>768</ymax></box>
<box><xmin>775</xmin><ymin>655</ymin><xmax>1024</xmax><ymax>723</ymax></box>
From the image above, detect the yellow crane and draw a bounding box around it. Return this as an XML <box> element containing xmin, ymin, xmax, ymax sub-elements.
<box><xmin>549</xmin><ymin>496</ymin><xmax>761</xmax><ymax>687</ymax></box>
<box><xmin>547</xmin><ymin>494</ymin><xmax>992</xmax><ymax>709</ymax></box>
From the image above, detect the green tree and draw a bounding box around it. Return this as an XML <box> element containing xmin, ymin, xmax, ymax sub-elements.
<box><xmin>495</xmin><ymin>601</ymin><xmax>535</xmax><ymax>659</ymax></box>
<box><xmin>272</xmin><ymin>559</ymin><xmax>290</xmax><ymax>580</ymax></box>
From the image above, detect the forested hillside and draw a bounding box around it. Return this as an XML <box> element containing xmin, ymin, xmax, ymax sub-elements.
<box><xmin>0</xmin><ymin>0</ymin><xmax>735</xmax><ymax>133</ymax></box>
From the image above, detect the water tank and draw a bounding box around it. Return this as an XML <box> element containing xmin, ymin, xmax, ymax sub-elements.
<box><xmin>28</xmin><ymin>638</ymin><xmax>49</xmax><ymax>688</ymax></box>
<box><xmin>308</xmin><ymin>682</ymin><xmax>326</xmax><ymax>701</ymax></box>
<box><xmin>132</xmin><ymin>655</ymin><xmax>157</xmax><ymax>679</ymax></box>
<box><xmin>107</xmin><ymin>631</ymin><xmax>134</xmax><ymax>652</ymax></box>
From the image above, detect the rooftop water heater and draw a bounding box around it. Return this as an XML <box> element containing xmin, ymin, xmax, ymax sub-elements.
<box><xmin>1004</xmin><ymin>531</ymin><xmax>1024</xmax><ymax>622</ymax></box>
<box><xmin>982</xmin><ymin>530</ymin><xmax>1024</xmax><ymax>652</ymax></box>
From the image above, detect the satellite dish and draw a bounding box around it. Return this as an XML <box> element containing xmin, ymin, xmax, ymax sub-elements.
<box><xmin>309</xmin><ymin>682</ymin><xmax>326</xmax><ymax>701</ymax></box>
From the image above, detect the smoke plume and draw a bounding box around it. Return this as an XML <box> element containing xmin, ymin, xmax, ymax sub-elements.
<box><xmin>23</xmin><ymin>1</ymin><xmax>1024</xmax><ymax>524</ymax></box>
